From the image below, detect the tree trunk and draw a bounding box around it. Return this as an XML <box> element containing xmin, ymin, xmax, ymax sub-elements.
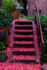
<box><xmin>0</xmin><ymin>0</ymin><xmax>3</xmax><ymax>9</ymax></box>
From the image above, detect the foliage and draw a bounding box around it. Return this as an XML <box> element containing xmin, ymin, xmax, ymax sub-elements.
<box><xmin>25</xmin><ymin>16</ymin><xmax>34</xmax><ymax>20</ymax></box>
<box><xmin>42</xmin><ymin>42</ymin><xmax>47</xmax><ymax>62</ymax></box>
<box><xmin>40</xmin><ymin>15</ymin><xmax>47</xmax><ymax>42</ymax></box>
<box><xmin>0</xmin><ymin>42</ymin><xmax>5</xmax><ymax>50</ymax></box>
<box><xmin>0</xmin><ymin>9</ymin><xmax>14</xmax><ymax>30</ymax></box>
<box><xmin>40</xmin><ymin>15</ymin><xmax>47</xmax><ymax>62</ymax></box>
<box><xmin>0</xmin><ymin>42</ymin><xmax>6</xmax><ymax>61</ymax></box>
<box><xmin>26</xmin><ymin>14</ymin><xmax>47</xmax><ymax>22</ymax></box>
<box><xmin>3</xmin><ymin>40</ymin><xmax>9</xmax><ymax>47</ymax></box>
<box><xmin>2</xmin><ymin>0</ymin><xmax>16</xmax><ymax>13</ymax></box>
<box><xmin>40</xmin><ymin>15</ymin><xmax>47</xmax><ymax>25</ymax></box>
<box><xmin>26</xmin><ymin>15</ymin><xmax>47</xmax><ymax>62</ymax></box>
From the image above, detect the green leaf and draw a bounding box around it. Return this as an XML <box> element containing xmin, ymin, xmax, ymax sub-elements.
<box><xmin>0</xmin><ymin>42</ymin><xmax>6</xmax><ymax>49</ymax></box>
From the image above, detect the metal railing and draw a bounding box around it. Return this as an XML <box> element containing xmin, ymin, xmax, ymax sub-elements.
<box><xmin>35</xmin><ymin>1</ymin><xmax>44</xmax><ymax>46</ymax></box>
<box><xmin>35</xmin><ymin>2</ymin><xmax>45</xmax><ymax>65</ymax></box>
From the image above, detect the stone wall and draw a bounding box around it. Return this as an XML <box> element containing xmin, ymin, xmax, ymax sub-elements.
<box><xmin>28</xmin><ymin>0</ymin><xmax>47</xmax><ymax>16</ymax></box>
<box><xmin>37</xmin><ymin>0</ymin><xmax>47</xmax><ymax>16</ymax></box>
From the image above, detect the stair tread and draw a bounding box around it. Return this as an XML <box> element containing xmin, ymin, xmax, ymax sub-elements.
<box><xmin>14</xmin><ymin>41</ymin><xmax>34</xmax><ymax>44</ymax></box>
<box><xmin>14</xmin><ymin>34</ymin><xmax>34</xmax><ymax>38</ymax></box>
<box><xmin>14</xmin><ymin>30</ymin><xmax>33</xmax><ymax>32</ymax></box>
<box><xmin>15</xmin><ymin>25</ymin><xmax>32</xmax><ymax>27</ymax></box>
<box><xmin>12</xmin><ymin>55</ymin><xmax>36</xmax><ymax>60</ymax></box>
<box><xmin>13</xmin><ymin>48</ymin><xmax>35</xmax><ymax>51</ymax></box>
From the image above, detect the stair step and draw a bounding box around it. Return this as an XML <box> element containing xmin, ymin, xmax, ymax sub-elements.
<box><xmin>15</xmin><ymin>25</ymin><xmax>32</xmax><ymax>27</ymax></box>
<box><xmin>15</xmin><ymin>22</ymin><xmax>32</xmax><ymax>25</ymax></box>
<box><xmin>12</xmin><ymin>60</ymin><xmax>36</xmax><ymax>64</ymax></box>
<box><xmin>14</xmin><ymin>34</ymin><xmax>34</xmax><ymax>38</ymax></box>
<box><xmin>14</xmin><ymin>30</ymin><xmax>33</xmax><ymax>32</ymax></box>
<box><xmin>15</xmin><ymin>26</ymin><xmax>33</xmax><ymax>30</ymax></box>
<box><xmin>14</xmin><ymin>41</ymin><xmax>34</xmax><ymax>44</ymax></box>
<box><xmin>14</xmin><ymin>37</ymin><xmax>34</xmax><ymax>41</ymax></box>
<box><xmin>13</xmin><ymin>48</ymin><xmax>35</xmax><ymax>51</ymax></box>
<box><xmin>12</xmin><ymin>55</ymin><xmax>36</xmax><ymax>60</ymax></box>
<box><xmin>12</xmin><ymin>51</ymin><xmax>35</xmax><ymax>55</ymax></box>
<box><xmin>14</xmin><ymin>32</ymin><xmax>33</xmax><ymax>35</ymax></box>
<box><xmin>13</xmin><ymin>44</ymin><xmax>34</xmax><ymax>48</ymax></box>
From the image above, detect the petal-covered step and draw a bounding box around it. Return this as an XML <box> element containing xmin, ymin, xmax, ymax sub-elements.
<box><xmin>14</xmin><ymin>37</ymin><xmax>34</xmax><ymax>41</ymax></box>
<box><xmin>14</xmin><ymin>30</ymin><xmax>33</xmax><ymax>32</ymax></box>
<box><xmin>13</xmin><ymin>44</ymin><xmax>34</xmax><ymax>48</ymax></box>
<box><xmin>14</xmin><ymin>34</ymin><xmax>34</xmax><ymax>38</ymax></box>
<box><xmin>15</xmin><ymin>25</ymin><xmax>32</xmax><ymax>27</ymax></box>
<box><xmin>14</xmin><ymin>41</ymin><xmax>34</xmax><ymax>44</ymax></box>
<box><xmin>14</xmin><ymin>31</ymin><xmax>33</xmax><ymax>35</ymax></box>
<box><xmin>12</xmin><ymin>60</ymin><xmax>36</xmax><ymax>64</ymax></box>
<box><xmin>12</xmin><ymin>48</ymin><xmax>35</xmax><ymax>51</ymax></box>
<box><xmin>12</xmin><ymin>51</ymin><xmax>35</xmax><ymax>55</ymax></box>
<box><xmin>15</xmin><ymin>22</ymin><xmax>32</xmax><ymax>25</ymax></box>
<box><xmin>15</xmin><ymin>26</ymin><xmax>33</xmax><ymax>30</ymax></box>
<box><xmin>12</xmin><ymin>55</ymin><xmax>36</xmax><ymax>60</ymax></box>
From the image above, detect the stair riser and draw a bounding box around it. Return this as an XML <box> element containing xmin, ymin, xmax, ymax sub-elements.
<box><xmin>12</xmin><ymin>60</ymin><xmax>36</xmax><ymax>64</ymax></box>
<box><xmin>15</xmin><ymin>27</ymin><xmax>33</xmax><ymax>30</ymax></box>
<box><xmin>14</xmin><ymin>32</ymin><xmax>33</xmax><ymax>35</ymax></box>
<box><xmin>14</xmin><ymin>37</ymin><xmax>34</xmax><ymax>41</ymax></box>
<box><xmin>15</xmin><ymin>22</ymin><xmax>32</xmax><ymax>25</ymax></box>
<box><xmin>12</xmin><ymin>51</ymin><xmax>35</xmax><ymax>55</ymax></box>
<box><xmin>13</xmin><ymin>44</ymin><xmax>34</xmax><ymax>48</ymax></box>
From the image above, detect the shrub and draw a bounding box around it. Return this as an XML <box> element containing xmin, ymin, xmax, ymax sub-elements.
<box><xmin>2</xmin><ymin>0</ymin><xmax>16</xmax><ymax>13</ymax></box>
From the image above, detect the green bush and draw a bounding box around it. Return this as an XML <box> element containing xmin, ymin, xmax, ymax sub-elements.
<box><xmin>2</xmin><ymin>0</ymin><xmax>16</xmax><ymax>13</ymax></box>
<box><xmin>40</xmin><ymin>15</ymin><xmax>47</xmax><ymax>62</ymax></box>
<box><xmin>25</xmin><ymin>16</ymin><xmax>34</xmax><ymax>20</ymax></box>
<box><xmin>26</xmin><ymin>15</ymin><xmax>47</xmax><ymax>23</ymax></box>
<box><xmin>0</xmin><ymin>9</ymin><xmax>14</xmax><ymax>30</ymax></box>
<box><xmin>0</xmin><ymin>42</ymin><xmax>5</xmax><ymax>50</ymax></box>
<box><xmin>0</xmin><ymin>42</ymin><xmax>7</xmax><ymax>62</ymax></box>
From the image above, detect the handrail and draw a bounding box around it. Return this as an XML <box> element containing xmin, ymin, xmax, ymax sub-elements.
<box><xmin>35</xmin><ymin>1</ymin><xmax>44</xmax><ymax>45</ymax></box>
